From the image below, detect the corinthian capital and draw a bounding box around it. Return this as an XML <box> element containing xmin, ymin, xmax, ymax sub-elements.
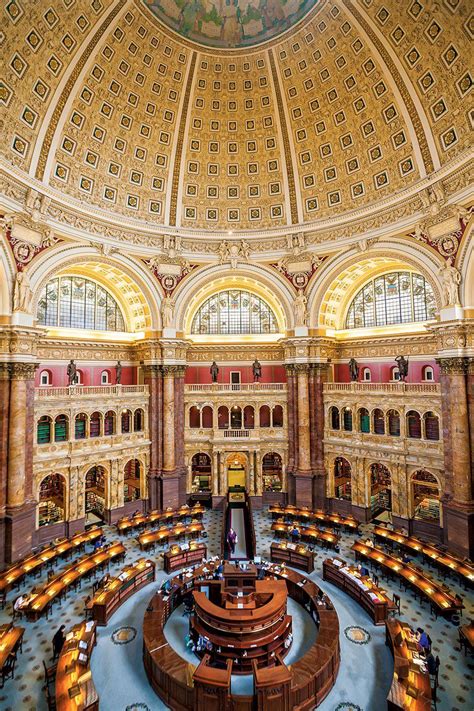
<box><xmin>436</xmin><ymin>357</ymin><xmax>469</xmax><ymax>375</ymax></box>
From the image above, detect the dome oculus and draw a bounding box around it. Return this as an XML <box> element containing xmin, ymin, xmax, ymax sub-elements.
<box><xmin>143</xmin><ymin>0</ymin><xmax>318</xmax><ymax>49</ymax></box>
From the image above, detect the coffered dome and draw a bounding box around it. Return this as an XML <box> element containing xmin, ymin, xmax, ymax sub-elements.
<box><xmin>1</xmin><ymin>0</ymin><xmax>472</xmax><ymax>236</ymax></box>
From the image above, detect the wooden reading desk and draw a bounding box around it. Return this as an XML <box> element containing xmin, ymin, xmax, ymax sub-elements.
<box><xmin>0</xmin><ymin>527</ymin><xmax>102</xmax><ymax>594</ymax></box>
<box><xmin>55</xmin><ymin>620</ymin><xmax>98</xmax><ymax>711</ymax></box>
<box><xmin>385</xmin><ymin>618</ymin><xmax>431</xmax><ymax>711</ymax></box>
<box><xmin>458</xmin><ymin>621</ymin><xmax>474</xmax><ymax>655</ymax></box>
<box><xmin>163</xmin><ymin>543</ymin><xmax>207</xmax><ymax>573</ymax></box>
<box><xmin>270</xmin><ymin>541</ymin><xmax>315</xmax><ymax>572</ymax></box>
<box><xmin>269</xmin><ymin>505</ymin><xmax>359</xmax><ymax>531</ymax></box>
<box><xmin>271</xmin><ymin>521</ymin><xmax>340</xmax><ymax>549</ymax></box>
<box><xmin>373</xmin><ymin>526</ymin><xmax>474</xmax><ymax>587</ymax></box>
<box><xmin>0</xmin><ymin>623</ymin><xmax>24</xmax><ymax>672</ymax></box>
<box><xmin>23</xmin><ymin>542</ymin><xmax>126</xmax><ymax>620</ymax></box>
<box><xmin>351</xmin><ymin>541</ymin><xmax>463</xmax><ymax>618</ymax></box>
<box><xmin>323</xmin><ymin>557</ymin><xmax>396</xmax><ymax>624</ymax></box>
<box><xmin>88</xmin><ymin>558</ymin><xmax>155</xmax><ymax>625</ymax></box>
<box><xmin>117</xmin><ymin>504</ymin><xmax>205</xmax><ymax>534</ymax></box>
<box><xmin>138</xmin><ymin>522</ymin><xmax>204</xmax><ymax>550</ymax></box>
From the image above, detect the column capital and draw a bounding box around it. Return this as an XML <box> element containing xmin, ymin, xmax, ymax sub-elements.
<box><xmin>293</xmin><ymin>363</ymin><xmax>312</xmax><ymax>374</ymax></box>
<box><xmin>142</xmin><ymin>364</ymin><xmax>162</xmax><ymax>377</ymax></box>
<box><xmin>162</xmin><ymin>364</ymin><xmax>187</xmax><ymax>377</ymax></box>
<box><xmin>1</xmin><ymin>362</ymin><xmax>39</xmax><ymax>380</ymax></box>
<box><xmin>436</xmin><ymin>356</ymin><xmax>469</xmax><ymax>375</ymax></box>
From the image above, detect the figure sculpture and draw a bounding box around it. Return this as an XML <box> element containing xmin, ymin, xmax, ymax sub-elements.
<box><xmin>294</xmin><ymin>289</ymin><xmax>308</xmax><ymax>326</ymax></box>
<box><xmin>12</xmin><ymin>271</ymin><xmax>32</xmax><ymax>312</ymax></box>
<box><xmin>439</xmin><ymin>257</ymin><xmax>461</xmax><ymax>306</ymax></box>
<box><xmin>115</xmin><ymin>360</ymin><xmax>122</xmax><ymax>384</ymax></box>
<box><xmin>161</xmin><ymin>294</ymin><xmax>175</xmax><ymax>328</ymax></box>
<box><xmin>395</xmin><ymin>355</ymin><xmax>409</xmax><ymax>382</ymax></box>
<box><xmin>252</xmin><ymin>359</ymin><xmax>262</xmax><ymax>382</ymax></box>
<box><xmin>210</xmin><ymin>361</ymin><xmax>219</xmax><ymax>383</ymax></box>
<box><xmin>67</xmin><ymin>359</ymin><xmax>78</xmax><ymax>386</ymax></box>
<box><xmin>348</xmin><ymin>358</ymin><xmax>359</xmax><ymax>382</ymax></box>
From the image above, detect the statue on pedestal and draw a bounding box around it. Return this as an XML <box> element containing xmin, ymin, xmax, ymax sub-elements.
<box><xmin>294</xmin><ymin>289</ymin><xmax>308</xmax><ymax>326</ymax></box>
<box><xmin>348</xmin><ymin>358</ymin><xmax>359</xmax><ymax>382</ymax></box>
<box><xmin>115</xmin><ymin>360</ymin><xmax>122</xmax><ymax>384</ymax></box>
<box><xmin>395</xmin><ymin>355</ymin><xmax>409</xmax><ymax>382</ymax></box>
<box><xmin>210</xmin><ymin>361</ymin><xmax>219</xmax><ymax>383</ymax></box>
<box><xmin>161</xmin><ymin>294</ymin><xmax>175</xmax><ymax>328</ymax></box>
<box><xmin>67</xmin><ymin>359</ymin><xmax>78</xmax><ymax>386</ymax></box>
<box><xmin>252</xmin><ymin>359</ymin><xmax>262</xmax><ymax>382</ymax></box>
<box><xmin>439</xmin><ymin>257</ymin><xmax>461</xmax><ymax>306</ymax></box>
<box><xmin>12</xmin><ymin>271</ymin><xmax>32</xmax><ymax>312</ymax></box>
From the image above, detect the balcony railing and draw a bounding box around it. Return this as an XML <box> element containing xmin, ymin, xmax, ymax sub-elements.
<box><xmin>35</xmin><ymin>385</ymin><xmax>149</xmax><ymax>399</ymax></box>
<box><xmin>223</xmin><ymin>429</ymin><xmax>251</xmax><ymax>438</ymax></box>
<box><xmin>324</xmin><ymin>382</ymin><xmax>440</xmax><ymax>394</ymax></box>
<box><xmin>185</xmin><ymin>382</ymin><xmax>286</xmax><ymax>392</ymax></box>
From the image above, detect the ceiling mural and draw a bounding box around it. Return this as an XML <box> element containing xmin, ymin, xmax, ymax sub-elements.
<box><xmin>142</xmin><ymin>0</ymin><xmax>317</xmax><ymax>48</ymax></box>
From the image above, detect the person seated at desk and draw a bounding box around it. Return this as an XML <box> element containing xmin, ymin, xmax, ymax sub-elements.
<box><xmin>364</xmin><ymin>538</ymin><xmax>374</xmax><ymax>547</ymax></box>
<box><xmin>416</xmin><ymin>628</ymin><xmax>430</xmax><ymax>653</ymax></box>
<box><xmin>290</xmin><ymin>525</ymin><xmax>300</xmax><ymax>543</ymax></box>
<box><xmin>426</xmin><ymin>651</ymin><xmax>437</xmax><ymax>675</ymax></box>
<box><xmin>400</xmin><ymin>527</ymin><xmax>408</xmax><ymax>536</ymax></box>
<box><xmin>52</xmin><ymin>625</ymin><xmax>66</xmax><ymax>658</ymax></box>
<box><xmin>213</xmin><ymin>562</ymin><xmax>224</xmax><ymax>579</ymax></box>
<box><xmin>160</xmin><ymin>579</ymin><xmax>172</xmax><ymax>594</ymax></box>
<box><xmin>402</xmin><ymin>552</ymin><xmax>412</xmax><ymax>564</ymax></box>
<box><xmin>14</xmin><ymin>594</ymin><xmax>30</xmax><ymax>613</ymax></box>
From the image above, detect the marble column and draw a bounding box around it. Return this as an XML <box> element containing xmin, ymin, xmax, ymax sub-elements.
<box><xmin>290</xmin><ymin>364</ymin><xmax>312</xmax><ymax>507</ymax></box>
<box><xmin>212</xmin><ymin>451</ymin><xmax>219</xmax><ymax>496</ymax></box>
<box><xmin>143</xmin><ymin>365</ymin><xmax>162</xmax><ymax>511</ymax></box>
<box><xmin>284</xmin><ymin>365</ymin><xmax>297</xmax><ymax>477</ymax></box>
<box><xmin>310</xmin><ymin>363</ymin><xmax>329</xmax><ymax>508</ymax></box>
<box><xmin>437</xmin><ymin>357</ymin><xmax>473</xmax><ymax>558</ymax></box>
<box><xmin>467</xmin><ymin>359</ymin><xmax>474</xmax><ymax>489</ymax></box>
<box><xmin>5</xmin><ymin>362</ymin><xmax>37</xmax><ymax>562</ymax></box>
<box><xmin>0</xmin><ymin>364</ymin><xmax>10</xmax><ymax>567</ymax></box>
<box><xmin>173</xmin><ymin>366</ymin><xmax>187</xmax><ymax>505</ymax></box>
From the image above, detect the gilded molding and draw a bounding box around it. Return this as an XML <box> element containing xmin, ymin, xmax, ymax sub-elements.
<box><xmin>436</xmin><ymin>357</ymin><xmax>469</xmax><ymax>375</ymax></box>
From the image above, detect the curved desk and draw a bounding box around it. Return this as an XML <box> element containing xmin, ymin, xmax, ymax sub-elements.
<box><xmin>88</xmin><ymin>558</ymin><xmax>155</xmax><ymax>625</ymax></box>
<box><xmin>143</xmin><ymin>560</ymin><xmax>340</xmax><ymax>710</ymax></box>
<box><xmin>385</xmin><ymin>618</ymin><xmax>431</xmax><ymax>710</ymax></box>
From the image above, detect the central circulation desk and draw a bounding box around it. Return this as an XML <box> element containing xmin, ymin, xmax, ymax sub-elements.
<box><xmin>270</xmin><ymin>541</ymin><xmax>315</xmax><ymax>572</ymax></box>
<box><xmin>88</xmin><ymin>559</ymin><xmax>155</xmax><ymax>625</ymax></box>
<box><xmin>385</xmin><ymin>618</ymin><xmax>431</xmax><ymax>711</ymax></box>
<box><xmin>271</xmin><ymin>521</ymin><xmax>340</xmax><ymax>549</ymax></box>
<box><xmin>117</xmin><ymin>504</ymin><xmax>205</xmax><ymax>534</ymax></box>
<box><xmin>351</xmin><ymin>541</ymin><xmax>463</xmax><ymax>618</ymax></box>
<box><xmin>23</xmin><ymin>542</ymin><xmax>126</xmax><ymax>620</ymax></box>
<box><xmin>323</xmin><ymin>557</ymin><xmax>395</xmax><ymax>624</ymax></box>
<box><xmin>138</xmin><ymin>522</ymin><xmax>204</xmax><ymax>550</ymax></box>
<box><xmin>0</xmin><ymin>527</ymin><xmax>102</xmax><ymax>594</ymax></box>
<box><xmin>143</xmin><ymin>559</ymin><xmax>340</xmax><ymax>710</ymax></box>
<box><xmin>269</xmin><ymin>505</ymin><xmax>360</xmax><ymax>532</ymax></box>
<box><xmin>373</xmin><ymin>526</ymin><xmax>474</xmax><ymax>587</ymax></box>
<box><xmin>55</xmin><ymin>620</ymin><xmax>98</xmax><ymax>711</ymax></box>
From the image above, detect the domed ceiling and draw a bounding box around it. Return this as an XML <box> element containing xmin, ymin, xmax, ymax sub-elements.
<box><xmin>143</xmin><ymin>0</ymin><xmax>317</xmax><ymax>49</ymax></box>
<box><xmin>0</xmin><ymin>0</ymin><xmax>472</xmax><ymax>236</ymax></box>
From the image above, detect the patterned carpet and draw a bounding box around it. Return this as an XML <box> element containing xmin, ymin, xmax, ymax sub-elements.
<box><xmin>0</xmin><ymin>507</ymin><xmax>472</xmax><ymax>711</ymax></box>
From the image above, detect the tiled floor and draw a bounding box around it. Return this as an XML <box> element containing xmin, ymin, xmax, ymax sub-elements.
<box><xmin>0</xmin><ymin>508</ymin><xmax>472</xmax><ymax>711</ymax></box>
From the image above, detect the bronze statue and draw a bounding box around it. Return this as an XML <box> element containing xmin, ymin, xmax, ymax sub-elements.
<box><xmin>67</xmin><ymin>359</ymin><xmax>78</xmax><ymax>386</ymax></box>
<box><xmin>348</xmin><ymin>358</ymin><xmax>359</xmax><ymax>382</ymax></box>
<box><xmin>252</xmin><ymin>359</ymin><xmax>262</xmax><ymax>382</ymax></box>
<box><xmin>115</xmin><ymin>360</ymin><xmax>122</xmax><ymax>384</ymax></box>
<box><xmin>210</xmin><ymin>361</ymin><xmax>219</xmax><ymax>383</ymax></box>
<box><xmin>395</xmin><ymin>355</ymin><xmax>409</xmax><ymax>382</ymax></box>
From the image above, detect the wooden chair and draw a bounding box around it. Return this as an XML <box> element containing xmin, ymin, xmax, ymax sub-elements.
<box><xmin>42</xmin><ymin>659</ymin><xmax>57</xmax><ymax>687</ymax></box>
<box><xmin>0</xmin><ymin>654</ymin><xmax>16</xmax><ymax>687</ymax></box>
<box><xmin>44</xmin><ymin>681</ymin><xmax>57</xmax><ymax>710</ymax></box>
<box><xmin>430</xmin><ymin>656</ymin><xmax>440</xmax><ymax>709</ymax></box>
<box><xmin>392</xmin><ymin>593</ymin><xmax>401</xmax><ymax>616</ymax></box>
<box><xmin>0</xmin><ymin>591</ymin><xmax>6</xmax><ymax>610</ymax></box>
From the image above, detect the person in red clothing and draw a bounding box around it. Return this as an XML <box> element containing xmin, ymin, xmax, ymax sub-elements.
<box><xmin>227</xmin><ymin>527</ymin><xmax>237</xmax><ymax>553</ymax></box>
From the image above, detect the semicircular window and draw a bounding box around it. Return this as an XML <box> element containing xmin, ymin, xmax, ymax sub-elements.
<box><xmin>191</xmin><ymin>290</ymin><xmax>279</xmax><ymax>335</ymax></box>
<box><xmin>345</xmin><ymin>272</ymin><xmax>436</xmax><ymax>329</ymax></box>
<box><xmin>37</xmin><ymin>276</ymin><xmax>126</xmax><ymax>332</ymax></box>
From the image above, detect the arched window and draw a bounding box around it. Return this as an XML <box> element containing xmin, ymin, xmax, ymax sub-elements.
<box><xmin>124</xmin><ymin>459</ymin><xmax>141</xmax><ymax>502</ymax></box>
<box><xmin>85</xmin><ymin>466</ymin><xmax>106</xmax><ymax>521</ymax></box>
<box><xmin>218</xmin><ymin>405</ymin><xmax>229</xmax><ymax>429</ymax></box>
<box><xmin>191</xmin><ymin>289</ymin><xmax>279</xmax><ymax>334</ymax></box>
<box><xmin>202</xmin><ymin>406</ymin><xmax>213</xmax><ymax>428</ymax></box>
<box><xmin>407</xmin><ymin>410</ymin><xmax>422</xmax><ymax>439</ymax></box>
<box><xmin>244</xmin><ymin>405</ymin><xmax>255</xmax><ymax>429</ymax></box>
<box><xmin>90</xmin><ymin>411</ymin><xmax>101</xmax><ymax>438</ymax></box>
<box><xmin>345</xmin><ymin>271</ymin><xmax>436</xmax><ymax>329</ymax></box>
<box><xmin>54</xmin><ymin>414</ymin><xmax>68</xmax><ymax>442</ymax></box>
<box><xmin>230</xmin><ymin>405</ymin><xmax>242</xmax><ymax>429</ymax></box>
<box><xmin>104</xmin><ymin>410</ymin><xmax>115</xmax><ymax>435</ymax></box>
<box><xmin>362</xmin><ymin>368</ymin><xmax>371</xmax><ymax>382</ymax></box>
<box><xmin>101</xmin><ymin>370</ymin><xmax>110</xmax><ymax>385</ymax></box>
<box><xmin>37</xmin><ymin>276</ymin><xmax>126</xmax><ymax>332</ymax></box>
<box><xmin>189</xmin><ymin>406</ymin><xmax>200</xmax><ymax>428</ymax></box>
<box><xmin>373</xmin><ymin>408</ymin><xmax>385</xmax><ymax>435</ymax></box>
<box><xmin>334</xmin><ymin>457</ymin><xmax>351</xmax><ymax>501</ymax></box>
<box><xmin>39</xmin><ymin>370</ymin><xmax>51</xmax><ymax>386</ymax></box>
<box><xmin>342</xmin><ymin>407</ymin><xmax>352</xmax><ymax>431</ymax></box>
<box><xmin>262</xmin><ymin>452</ymin><xmax>282</xmax><ymax>492</ymax></box>
<box><xmin>259</xmin><ymin>405</ymin><xmax>271</xmax><ymax>428</ymax></box>
<box><xmin>330</xmin><ymin>406</ymin><xmax>340</xmax><ymax>430</ymax></box>
<box><xmin>133</xmin><ymin>408</ymin><xmax>144</xmax><ymax>432</ymax></box>
<box><xmin>422</xmin><ymin>366</ymin><xmax>434</xmax><ymax>382</ymax></box>
<box><xmin>387</xmin><ymin>409</ymin><xmax>400</xmax><ymax>436</ymax></box>
<box><xmin>39</xmin><ymin>474</ymin><xmax>66</xmax><ymax>526</ymax></box>
<box><xmin>272</xmin><ymin>405</ymin><xmax>283</xmax><ymax>427</ymax></box>
<box><xmin>75</xmin><ymin>413</ymin><xmax>87</xmax><ymax>439</ymax></box>
<box><xmin>370</xmin><ymin>463</ymin><xmax>392</xmax><ymax>517</ymax></box>
<box><xmin>423</xmin><ymin>412</ymin><xmax>440</xmax><ymax>441</ymax></box>
<box><xmin>390</xmin><ymin>366</ymin><xmax>400</xmax><ymax>381</ymax></box>
<box><xmin>359</xmin><ymin>407</ymin><xmax>370</xmax><ymax>433</ymax></box>
<box><xmin>191</xmin><ymin>453</ymin><xmax>211</xmax><ymax>492</ymax></box>
<box><xmin>121</xmin><ymin>409</ymin><xmax>132</xmax><ymax>433</ymax></box>
<box><xmin>411</xmin><ymin>470</ymin><xmax>440</xmax><ymax>523</ymax></box>
<box><xmin>37</xmin><ymin>416</ymin><xmax>52</xmax><ymax>444</ymax></box>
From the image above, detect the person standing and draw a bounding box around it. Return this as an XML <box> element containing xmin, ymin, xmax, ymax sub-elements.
<box><xmin>227</xmin><ymin>527</ymin><xmax>237</xmax><ymax>554</ymax></box>
<box><xmin>52</xmin><ymin>625</ymin><xmax>66</xmax><ymax>659</ymax></box>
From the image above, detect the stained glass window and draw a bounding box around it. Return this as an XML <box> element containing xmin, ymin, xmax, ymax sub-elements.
<box><xmin>37</xmin><ymin>276</ymin><xmax>125</xmax><ymax>331</ymax></box>
<box><xmin>345</xmin><ymin>271</ymin><xmax>436</xmax><ymax>329</ymax></box>
<box><xmin>191</xmin><ymin>290</ymin><xmax>279</xmax><ymax>334</ymax></box>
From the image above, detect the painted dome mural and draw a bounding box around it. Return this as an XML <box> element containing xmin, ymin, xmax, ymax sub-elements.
<box><xmin>142</xmin><ymin>0</ymin><xmax>318</xmax><ymax>48</ymax></box>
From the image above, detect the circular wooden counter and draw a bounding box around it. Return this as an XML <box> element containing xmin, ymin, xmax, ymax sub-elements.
<box><xmin>143</xmin><ymin>560</ymin><xmax>340</xmax><ymax>711</ymax></box>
